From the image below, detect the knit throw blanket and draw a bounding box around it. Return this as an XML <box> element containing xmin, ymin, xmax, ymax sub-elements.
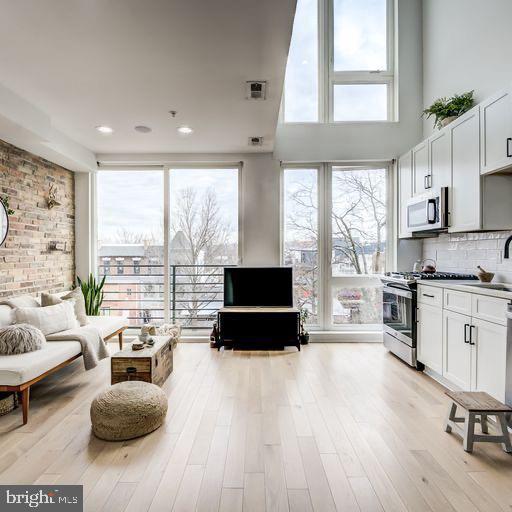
<box><xmin>46</xmin><ymin>325</ymin><xmax>109</xmax><ymax>370</ymax></box>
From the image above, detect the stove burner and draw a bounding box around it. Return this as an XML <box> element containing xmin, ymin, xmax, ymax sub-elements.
<box><xmin>384</xmin><ymin>271</ymin><xmax>478</xmax><ymax>281</ymax></box>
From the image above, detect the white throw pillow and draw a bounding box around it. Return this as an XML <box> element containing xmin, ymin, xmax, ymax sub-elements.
<box><xmin>15</xmin><ymin>301</ymin><xmax>79</xmax><ymax>336</ymax></box>
<box><xmin>41</xmin><ymin>288</ymin><xmax>89</xmax><ymax>326</ymax></box>
<box><xmin>0</xmin><ymin>295</ymin><xmax>40</xmax><ymax>309</ymax></box>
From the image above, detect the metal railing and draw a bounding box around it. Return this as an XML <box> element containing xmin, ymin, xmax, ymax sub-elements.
<box><xmin>98</xmin><ymin>264</ymin><xmax>235</xmax><ymax>329</ymax></box>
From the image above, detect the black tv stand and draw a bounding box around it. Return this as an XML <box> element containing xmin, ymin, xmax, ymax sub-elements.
<box><xmin>217</xmin><ymin>307</ymin><xmax>300</xmax><ymax>351</ymax></box>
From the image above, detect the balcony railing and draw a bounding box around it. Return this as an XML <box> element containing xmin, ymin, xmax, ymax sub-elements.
<box><xmin>98</xmin><ymin>264</ymin><xmax>235</xmax><ymax>330</ymax></box>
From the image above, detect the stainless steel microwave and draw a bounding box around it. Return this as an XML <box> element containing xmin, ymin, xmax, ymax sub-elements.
<box><xmin>407</xmin><ymin>187</ymin><xmax>449</xmax><ymax>233</ymax></box>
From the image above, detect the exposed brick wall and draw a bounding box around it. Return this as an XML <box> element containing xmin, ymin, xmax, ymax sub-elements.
<box><xmin>0</xmin><ymin>139</ymin><xmax>75</xmax><ymax>297</ymax></box>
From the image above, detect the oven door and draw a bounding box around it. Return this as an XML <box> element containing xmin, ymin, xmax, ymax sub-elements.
<box><xmin>382</xmin><ymin>283</ymin><xmax>415</xmax><ymax>347</ymax></box>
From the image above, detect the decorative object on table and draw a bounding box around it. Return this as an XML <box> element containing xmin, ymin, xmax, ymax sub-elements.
<box><xmin>299</xmin><ymin>308</ymin><xmax>310</xmax><ymax>345</ymax></box>
<box><xmin>111</xmin><ymin>335</ymin><xmax>173</xmax><ymax>386</ymax></box>
<box><xmin>421</xmin><ymin>258</ymin><xmax>437</xmax><ymax>273</ymax></box>
<box><xmin>77</xmin><ymin>273</ymin><xmax>106</xmax><ymax>315</ymax></box>
<box><xmin>0</xmin><ymin>324</ymin><xmax>47</xmax><ymax>355</ymax></box>
<box><xmin>423</xmin><ymin>90</ymin><xmax>474</xmax><ymax>130</ymax></box>
<box><xmin>139</xmin><ymin>330</ymin><xmax>150</xmax><ymax>343</ymax></box>
<box><xmin>444</xmin><ymin>390</ymin><xmax>512</xmax><ymax>453</ymax></box>
<box><xmin>141</xmin><ymin>323</ymin><xmax>181</xmax><ymax>349</ymax></box>
<box><xmin>46</xmin><ymin>183</ymin><xmax>61</xmax><ymax>209</ymax></box>
<box><xmin>0</xmin><ymin>392</ymin><xmax>18</xmax><ymax>416</ymax></box>
<box><xmin>476</xmin><ymin>265</ymin><xmax>494</xmax><ymax>283</ymax></box>
<box><xmin>90</xmin><ymin>381</ymin><xmax>168</xmax><ymax>441</ymax></box>
<box><xmin>132</xmin><ymin>342</ymin><xmax>145</xmax><ymax>351</ymax></box>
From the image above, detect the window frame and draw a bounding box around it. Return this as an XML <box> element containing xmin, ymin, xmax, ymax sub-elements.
<box><xmin>281</xmin><ymin>161</ymin><xmax>394</xmax><ymax>332</ymax></box>
<box><xmin>283</xmin><ymin>0</ymin><xmax>396</xmax><ymax>124</ymax></box>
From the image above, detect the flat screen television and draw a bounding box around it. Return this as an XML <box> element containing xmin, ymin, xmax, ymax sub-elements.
<box><xmin>224</xmin><ymin>267</ymin><xmax>293</xmax><ymax>307</ymax></box>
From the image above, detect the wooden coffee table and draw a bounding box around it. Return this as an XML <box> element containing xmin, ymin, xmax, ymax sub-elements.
<box><xmin>111</xmin><ymin>335</ymin><xmax>173</xmax><ymax>387</ymax></box>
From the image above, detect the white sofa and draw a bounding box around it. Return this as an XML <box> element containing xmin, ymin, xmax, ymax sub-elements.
<box><xmin>0</xmin><ymin>296</ymin><xmax>128</xmax><ymax>425</ymax></box>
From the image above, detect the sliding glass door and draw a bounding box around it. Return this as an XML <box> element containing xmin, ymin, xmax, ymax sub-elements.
<box><xmin>283</xmin><ymin>164</ymin><xmax>390</xmax><ymax>332</ymax></box>
<box><xmin>96</xmin><ymin>167</ymin><xmax>240</xmax><ymax>329</ymax></box>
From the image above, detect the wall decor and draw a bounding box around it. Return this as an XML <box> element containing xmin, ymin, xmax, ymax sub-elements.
<box><xmin>47</xmin><ymin>183</ymin><xmax>62</xmax><ymax>209</ymax></box>
<box><xmin>0</xmin><ymin>198</ymin><xmax>9</xmax><ymax>247</ymax></box>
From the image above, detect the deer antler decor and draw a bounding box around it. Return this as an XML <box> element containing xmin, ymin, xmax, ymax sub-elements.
<box><xmin>47</xmin><ymin>183</ymin><xmax>61</xmax><ymax>210</ymax></box>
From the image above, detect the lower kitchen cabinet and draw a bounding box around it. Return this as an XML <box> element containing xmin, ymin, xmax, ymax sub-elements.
<box><xmin>472</xmin><ymin>318</ymin><xmax>507</xmax><ymax>402</ymax></box>
<box><xmin>443</xmin><ymin>309</ymin><xmax>472</xmax><ymax>390</ymax></box>
<box><xmin>417</xmin><ymin>303</ymin><xmax>443</xmax><ymax>374</ymax></box>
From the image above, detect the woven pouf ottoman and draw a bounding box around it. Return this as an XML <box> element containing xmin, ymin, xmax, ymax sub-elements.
<box><xmin>90</xmin><ymin>381</ymin><xmax>168</xmax><ymax>441</ymax></box>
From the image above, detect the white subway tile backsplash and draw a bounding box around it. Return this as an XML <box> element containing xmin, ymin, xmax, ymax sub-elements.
<box><xmin>422</xmin><ymin>230</ymin><xmax>512</xmax><ymax>283</ymax></box>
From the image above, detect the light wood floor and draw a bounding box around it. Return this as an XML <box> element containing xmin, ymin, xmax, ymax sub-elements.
<box><xmin>1</xmin><ymin>342</ymin><xmax>512</xmax><ymax>512</ymax></box>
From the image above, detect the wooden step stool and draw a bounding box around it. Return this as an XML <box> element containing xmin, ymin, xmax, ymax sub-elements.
<box><xmin>445</xmin><ymin>391</ymin><xmax>512</xmax><ymax>453</ymax></box>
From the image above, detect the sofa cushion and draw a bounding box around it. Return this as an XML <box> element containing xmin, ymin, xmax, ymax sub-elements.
<box><xmin>0</xmin><ymin>324</ymin><xmax>46</xmax><ymax>355</ymax></box>
<box><xmin>41</xmin><ymin>288</ymin><xmax>89</xmax><ymax>326</ymax></box>
<box><xmin>15</xmin><ymin>302</ymin><xmax>79</xmax><ymax>336</ymax></box>
<box><xmin>87</xmin><ymin>315</ymin><xmax>128</xmax><ymax>339</ymax></box>
<box><xmin>0</xmin><ymin>341</ymin><xmax>81</xmax><ymax>386</ymax></box>
<box><xmin>0</xmin><ymin>295</ymin><xmax>40</xmax><ymax>309</ymax></box>
<box><xmin>0</xmin><ymin>305</ymin><xmax>15</xmax><ymax>328</ymax></box>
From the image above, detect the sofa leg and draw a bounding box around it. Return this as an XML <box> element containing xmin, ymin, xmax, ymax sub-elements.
<box><xmin>20</xmin><ymin>387</ymin><xmax>30</xmax><ymax>425</ymax></box>
<box><xmin>118</xmin><ymin>331</ymin><xmax>123</xmax><ymax>351</ymax></box>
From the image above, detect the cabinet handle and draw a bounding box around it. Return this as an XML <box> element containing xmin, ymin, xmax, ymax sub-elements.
<box><xmin>469</xmin><ymin>325</ymin><xmax>476</xmax><ymax>345</ymax></box>
<box><xmin>507</xmin><ymin>138</ymin><xmax>512</xmax><ymax>158</ymax></box>
<box><xmin>464</xmin><ymin>323</ymin><xmax>470</xmax><ymax>343</ymax></box>
<box><xmin>422</xmin><ymin>293</ymin><xmax>435</xmax><ymax>298</ymax></box>
<box><xmin>424</xmin><ymin>175</ymin><xmax>429</xmax><ymax>189</ymax></box>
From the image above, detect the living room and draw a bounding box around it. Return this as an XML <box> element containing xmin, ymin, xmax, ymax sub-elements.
<box><xmin>2</xmin><ymin>1</ymin><xmax>512</xmax><ymax>511</ymax></box>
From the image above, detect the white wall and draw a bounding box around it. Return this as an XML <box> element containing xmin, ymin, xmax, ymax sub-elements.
<box><xmin>274</xmin><ymin>0</ymin><xmax>423</xmax><ymax>162</ymax></box>
<box><xmin>423</xmin><ymin>0</ymin><xmax>512</xmax><ymax>137</ymax></box>
<box><xmin>92</xmin><ymin>153</ymin><xmax>281</xmax><ymax>267</ymax></box>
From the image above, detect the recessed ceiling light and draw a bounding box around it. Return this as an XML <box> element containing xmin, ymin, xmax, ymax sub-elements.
<box><xmin>177</xmin><ymin>126</ymin><xmax>193</xmax><ymax>135</ymax></box>
<box><xmin>96</xmin><ymin>125</ymin><xmax>113</xmax><ymax>134</ymax></box>
<box><xmin>135</xmin><ymin>125</ymin><xmax>152</xmax><ymax>133</ymax></box>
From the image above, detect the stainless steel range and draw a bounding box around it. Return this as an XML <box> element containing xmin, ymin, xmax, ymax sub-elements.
<box><xmin>381</xmin><ymin>271</ymin><xmax>478</xmax><ymax>368</ymax></box>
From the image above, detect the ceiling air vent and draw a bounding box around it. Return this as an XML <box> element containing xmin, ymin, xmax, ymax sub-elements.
<box><xmin>246</xmin><ymin>81</ymin><xmax>267</xmax><ymax>100</ymax></box>
<box><xmin>248</xmin><ymin>136</ymin><xmax>264</xmax><ymax>146</ymax></box>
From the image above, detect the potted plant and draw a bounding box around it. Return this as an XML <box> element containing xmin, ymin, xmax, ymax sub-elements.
<box><xmin>299</xmin><ymin>308</ymin><xmax>309</xmax><ymax>345</ymax></box>
<box><xmin>77</xmin><ymin>273</ymin><xmax>106</xmax><ymax>315</ymax></box>
<box><xmin>423</xmin><ymin>90</ymin><xmax>474</xmax><ymax>129</ymax></box>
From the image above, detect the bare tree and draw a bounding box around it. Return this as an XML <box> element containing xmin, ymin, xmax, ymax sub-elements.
<box><xmin>171</xmin><ymin>187</ymin><xmax>233</xmax><ymax>327</ymax></box>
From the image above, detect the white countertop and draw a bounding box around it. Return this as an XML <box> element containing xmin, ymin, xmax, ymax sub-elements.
<box><xmin>417</xmin><ymin>280</ymin><xmax>512</xmax><ymax>301</ymax></box>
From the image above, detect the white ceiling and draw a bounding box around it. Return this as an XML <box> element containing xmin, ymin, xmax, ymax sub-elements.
<box><xmin>0</xmin><ymin>0</ymin><xmax>295</xmax><ymax>157</ymax></box>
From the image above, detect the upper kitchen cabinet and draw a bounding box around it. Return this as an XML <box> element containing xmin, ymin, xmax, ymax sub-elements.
<box><xmin>449</xmin><ymin>107</ymin><xmax>512</xmax><ymax>233</ymax></box>
<box><xmin>398</xmin><ymin>151</ymin><xmax>413</xmax><ymax>239</ymax></box>
<box><xmin>450</xmin><ymin>108</ymin><xmax>481</xmax><ymax>232</ymax></box>
<box><xmin>428</xmin><ymin>130</ymin><xmax>451</xmax><ymax>190</ymax></box>
<box><xmin>480</xmin><ymin>88</ymin><xmax>512</xmax><ymax>174</ymax></box>
<box><xmin>412</xmin><ymin>141</ymin><xmax>429</xmax><ymax>196</ymax></box>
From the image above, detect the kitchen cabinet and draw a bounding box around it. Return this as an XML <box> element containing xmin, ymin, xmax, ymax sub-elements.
<box><xmin>417</xmin><ymin>286</ymin><xmax>509</xmax><ymax>402</ymax></box>
<box><xmin>443</xmin><ymin>309</ymin><xmax>472</xmax><ymax>390</ymax></box>
<box><xmin>398</xmin><ymin>151</ymin><xmax>413</xmax><ymax>239</ymax></box>
<box><xmin>450</xmin><ymin>108</ymin><xmax>481</xmax><ymax>232</ymax></box>
<box><xmin>412</xmin><ymin>141</ymin><xmax>429</xmax><ymax>196</ymax></box>
<box><xmin>428</xmin><ymin>130</ymin><xmax>451</xmax><ymax>190</ymax></box>
<box><xmin>480</xmin><ymin>89</ymin><xmax>512</xmax><ymax>175</ymax></box>
<box><xmin>472</xmin><ymin>318</ymin><xmax>507</xmax><ymax>402</ymax></box>
<box><xmin>417</xmin><ymin>303</ymin><xmax>443</xmax><ymax>374</ymax></box>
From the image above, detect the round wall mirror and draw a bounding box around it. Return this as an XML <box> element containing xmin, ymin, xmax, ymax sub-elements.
<box><xmin>0</xmin><ymin>201</ymin><xmax>8</xmax><ymax>247</ymax></box>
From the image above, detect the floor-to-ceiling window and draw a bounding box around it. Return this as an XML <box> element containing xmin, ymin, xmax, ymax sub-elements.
<box><xmin>283</xmin><ymin>168</ymin><xmax>320</xmax><ymax>325</ymax></box>
<box><xmin>96</xmin><ymin>167</ymin><xmax>239</xmax><ymax>329</ymax></box>
<box><xmin>282</xmin><ymin>164</ymin><xmax>389</xmax><ymax>331</ymax></box>
<box><xmin>168</xmin><ymin>168</ymin><xmax>239</xmax><ymax>329</ymax></box>
<box><xmin>97</xmin><ymin>170</ymin><xmax>165</xmax><ymax>325</ymax></box>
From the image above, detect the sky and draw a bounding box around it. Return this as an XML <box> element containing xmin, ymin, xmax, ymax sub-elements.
<box><xmin>97</xmin><ymin>169</ymin><xmax>238</xmax><ymax>245</ymax></box>
<box><xmin>284</xmin><ymin>0</ymin><xmax>387</xmax><ymax>122</ymax></box>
